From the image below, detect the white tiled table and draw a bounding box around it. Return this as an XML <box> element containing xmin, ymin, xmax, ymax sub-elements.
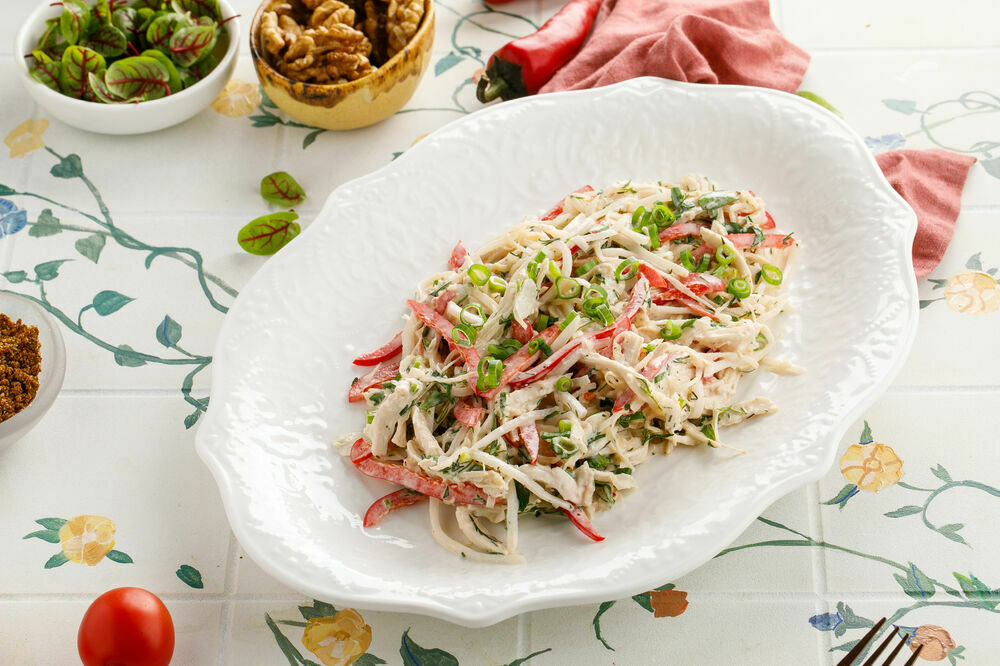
<box><xmin>1</xmin><ymin>1</ymin><xmax>998</xmax><ymax>664</ymax></box>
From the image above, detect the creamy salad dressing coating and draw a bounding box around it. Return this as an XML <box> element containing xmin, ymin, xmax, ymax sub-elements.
<box><xmin>336</xmin><ymin>176</ymin><xmax>799</xmax><ymax>563</ymax></box>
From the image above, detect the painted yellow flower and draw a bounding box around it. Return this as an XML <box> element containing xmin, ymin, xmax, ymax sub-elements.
<box><xmin>839</xmin><ymin>442</ymin><xmax>903</xmax><ymax>492</ymax></box>
<box><xmin>301</xmin><ymin>609</ymin><xmax>372</xmax><ymax>666</ymax></box>
<box><xmin>211</xmin><ymin>79</ymin><xmax>262</xmax><ymax>118</ymax></box>
<box><xmin>909</xmin><ymin>624</ymin><xmax>955</xmax><ymax>661</ymax></box>
<box><xmin>944</xmin><ymin>271</ymin><xmax>1000</xmax><ymax>314</ymax></box>
<box><xmin>4</xmin><ymin>119</ymin><xmax>48</xmax><ymax>158</ymax></box>
<box><xmin>58</xmin><ymin>515</ymin><xmax>116</xmax><ymax>566</ymax></box>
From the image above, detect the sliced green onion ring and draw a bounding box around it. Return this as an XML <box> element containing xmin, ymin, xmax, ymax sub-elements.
<box><xmin>460</xmin><ymin>303</ymin><xmax>486</xmax><ymax>327</ymax></box>
<box><xmin>660</xmin><ymin>320</ymin><xmax>682</xmax><ymax>340</ymax></box>
<box><xmin>487</xmin><ymin>275</ymin><xmax>507</xmax><ymax>294</ymax></box>
<box><xmin>631</xmin><ymin>206</ymin><xmax>647</xmax><ymax>229</ymax></box>
<box><xmin>551</xmin><ymin>437</ymin><xmax>579</xmax><ymax>459</ymax></box>
<box><xmin>556</xmin><ymin>276</ymin><xmax>583</xmax><ymax>299</ymax></box>
<box><xmin>615</xmin><ymin>258</ymin><xmax>638</xmax><ymax>281</ymax></box>
<box><xmin>555</xmin><ymin>376</ymin><xmax>573</xmax><ymax>392</ymax></box>
<box><xmin>575</xmin><ymin>260</ymin><xmax>597</xmax><ymax>276</ymax></box>
<box><xmin>727</xmin><ymin>278</ymin><xmax>751</xmax><ymax>299</ymax></box>
<box><xmin>452</xmin><ymin>322</ymin><xmax>477</xmax><ymax>347</ymax></box>
<box><xmin>559</xmin><ymin>312</ymin><xmax>578</xmax><ymax>330</ymax></box>
<box><xmin>760</xmin><ymin>264</ymin><xmax>784</xmax><ymax>285</ymax></box>
<box><xmin>558</xmin><ymin>419</ymin><xmax>572</xmax><ymax>434</ymax></box>
<box><xmin>696</xmin><ymin>253</ymin><xmax>712</xmax><ymax>273</ymax></box>
<box><xmin>715</xmin><ymin>245</ymin><xmax>736</xmax><ymax>266</ymax></box>
<box><xmin>651</xmin><ymin>203</ymin><xmax>675</xmax><ymax>228</ymax></box>
<box><xmin>467</xmin><ymin>264</ymin><xmax>490</xmax><ymax>286</ymax></box>
<box><xmin>648</xmin><ymin>226</ymin><xmax>660</xmax><ymax>250</ymax></box>
<box><xmin>546</xmin><ymin>259</ymin><xmax>563</xmax><ymax>281</ymax></box>
<box><xmin>679</xmin><ymin>248</ymin><xmax>695</xmax><ymax>272</ymax></box>
<box><xmin>594</xmin><ymin>303</ymin><xmax>614</xmax><ymax>326</ymax></box>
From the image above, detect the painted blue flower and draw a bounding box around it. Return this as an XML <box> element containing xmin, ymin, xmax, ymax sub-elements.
<box><xmin>0</xmin><ymin>198</ymin><xmax>27</xmax><ymax>237</ymax></box>
<box><xmin>865</xmin><ymin>133</ymin><xmax>906</xmax><ymax>154</ymax></box>
<box><xmin>809</xmin><ymin>611</ymin><xmax>843</xmax><ymax>632</ymax></box>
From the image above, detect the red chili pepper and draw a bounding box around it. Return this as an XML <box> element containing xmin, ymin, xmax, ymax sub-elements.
<box><xmin>476</xmin><ymin>0</ymin><xmax>603</xmax><ymax>103</ymax></box>
<box><xmin>518</xmin><ymin>422</ymin><xmax>540</xmax><ymax>464</ymax></box>
<box><xmin>453</xmin><ymin>399</ymin><xmax>485</xmax><ymax>427</ymax></box>
<box><xmin>350</xmin><ymin>439</ymin><xmax>491</xmax><ymax>505</ymax></box>
<box><xmin>363</xmin><ymin>489</ymin><xmax>427</xmax><ymax>527</ymax></box>
<box><xmin>540</xmin><ymin>185</ymin><xmax>594</xmax><ymax>221</ymax></box>
<box><xmin>448</xmin><ymin>241</ymin><xmax>467</xmax><ymax>269</ymax></box>
<box><xmin>353</xmin><ymin>332</ymin><xmax>403</xmax><ymax>366</ymax></box>
<box><xmin>612</xmin><ymin>352</ymin><xmax>672</xmax><ymax>413</ymax></box>
<box><xmin>348</xmin><ymin>361</ymin><xmax>400</xmax><ymax>402</ymax></box>
<box><xmin>562</xmin><ymin>506</ymin><xmax>605</xmax><ymax>542</ymax></box>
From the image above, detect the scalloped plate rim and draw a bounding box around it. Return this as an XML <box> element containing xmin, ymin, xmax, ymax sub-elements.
<box><xmin>196</xmin><ymin>77</ymin><xmax>919</xmax><ymax>627</ymax></box>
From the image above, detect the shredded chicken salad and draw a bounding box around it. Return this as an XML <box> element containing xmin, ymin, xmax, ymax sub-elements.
<box><xmin>335</xmin><ymin>176</ymin><xmax>800</xmax><ymax>563</ymax></box>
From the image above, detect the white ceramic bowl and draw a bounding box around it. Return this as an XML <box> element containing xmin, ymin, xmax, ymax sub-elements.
<box><xmin>0</xmin><ymin>292</ymin><xmax>66</xmax><ymax>453</ymax></box>
<box><xmin>197</xmin><ymin>78</ymin><xmax>918</xmax><ymax>626</ymax></box>
<box><xmin>14</xmin><ymin>0</ymin><xmax>240</xmax><ymax>135</ymax></box>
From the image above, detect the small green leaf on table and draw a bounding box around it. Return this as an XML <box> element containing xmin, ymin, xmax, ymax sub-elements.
<box><xmin>298</xmin><ymin>600</ymin><xmax>336</xmax><ymax>620</ymax></box>
<box><xmin>238</xmin><ymin>212</ymin><xmax>301</xmax><ymax>255</ymax></box>
<box><xmin>435</xmin><ymin>52</ymin><xmax>463</xmax><ymax>76</ymax></box>
<box><xmin>4</xmin><ymin>271</ymin><xmax>28</xmax><ymax>284</ymax></box>
<box><xmin>893</xmin><ymin>563</ymin><xmax>936</xmax><ymax>600</ymax></box>
<box><xmin>114</xmin><ymin>344</ymin><xmax>147</xmax><ymax>367</ymax></box>
<box><xmin>355</xmin><ymin>655</ymin><xmax>387</xmax><ymax>666</ymax></box>
<box><xmin>23</xmin><ymin>529</ymin><xmax>61</xmax><ymax>543</ymax></box>
<box><xmin>795</xmin><ymin>91</ymin><xmax>844</xmax><ymax>118</ymax></box>
<box><xmin>953</xmin><ymin>572</ymin><xmax>997</xmax><ymax>608</ymax></box>
<box><xmin>30</xmin><ymin>209</ymin><xmax>63</xmax><ymax>237</ymax></box>
<box><xmin>884</xmin><ymin>505</ymin><xmax>922</xmax><ymax>518</ymax></box>
<box><xmin>504</xmin><ymin>649</ymin><xmax>553</xmax><ymax>666</ymax></box>
<box><xmin>36</xmin><ymin>517</ymin><xmax>68</xmax><ymax>529</ymax></box>
<box><xmin>93</xmin><ymin>290</ymin><xmax>135</xmax><ymax>315</ymax></box>
<box><xmin>176</xmin><ymin>564</ymin><xmax>204</xmax><ymax>588</ymax></box>
<box><xmin>261</xmin><ymin>172</ymin><xmax>306</xmax><ymax>207</ymax></box>
<box><xmin>400</xmin><ymin>629</ymin><xmax>459</xmax><ymax>666</ymax></box>
<box><xmin>156</xmin><ymin>315</ymin><xmax>183</xmax><ymax>347</ymax></box>
<box><xmin>883</xmin><ymin>99</ymin><xmax>918</xmax><ymax>114</ymax></box>
<box><xmin>931</xmin><ymin>464</ymin><xmax>953</xmax><ymax>483</ymax></box>
<box><xmin>105</xmin><ymin>549</ymin><xmax>133</xmax><ymax>563</ymax></box>
<box><xmin>859</xmin><ymin>420</ymin><xmax>873</xmax><ymax>444</ymax></box>
<box><xmin>51</xmin><ymin>153</ymin><xmax>84</xmax><ymax>179</ymax></box>
<box><xmin>938</xmin><ymin>523</ymin><xmax>967</xmax><ymax>545</ymax></box>
<box><xmin>76</xmin><ymin>233</ymin><xmax>107</xmax><ymax>263</ymax></box>
<box><xmin>34</xmin><ymin>260</ymin><xmax>71</xmax><ymax>281</ymax></box>
<box><xmin>45</xmin><ymin>552</ymin><xmax>70</xmax><ymax>569</ymax></box>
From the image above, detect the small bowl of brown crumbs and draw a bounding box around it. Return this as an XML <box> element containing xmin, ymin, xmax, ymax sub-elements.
<box><xmin>0</xmin><ymin>292</ymin><xmax>65</xmax><ymax>453</ymax></box>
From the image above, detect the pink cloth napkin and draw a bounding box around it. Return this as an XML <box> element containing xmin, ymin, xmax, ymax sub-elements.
<box><xmin>540</xmin><ymin>0</ymin><xmax>977</xmax><ymax>279</ymax></box>
<box><xmin>877</xmin><ymin>150</ymin><xmax>978</xmax><ymax>278</ymax></box>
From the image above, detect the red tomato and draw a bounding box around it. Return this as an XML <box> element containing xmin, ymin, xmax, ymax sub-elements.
<box><xmin>78</xmin><ymin>587</ymin><xmax>175</xmax><ymax>666</ymax></box>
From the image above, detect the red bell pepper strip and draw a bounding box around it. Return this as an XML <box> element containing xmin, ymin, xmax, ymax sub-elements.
<box><xmin>762</xmin><ymin>212</ymin><xmax>776</xmax><ymax>229</ymax></box>
<box><xmin>658</xmin><ymin>222</ymin><xmax>705</xmax><ymax>243</ymax></box>
<box><xmin>540</xmin><ymin>185</ymin><xmax>594</xmax><ymax>221</ymax></box>
<box><xmin>612</xmin><ymin>352</ymin><xmax>672</xmax><ymax>413</ymax></box>
<box><xmin>508</xmin><ymin>334</ymin><xmax>586</xmax><ymax>389</ymax></box>
<box><xmin>350</xmin><ymin>439</ymin><xmax>491</xmax><ymax>505</ymax></box>
<box><xmin>636</xmin><ymin>263</ymin><xmax>670</xmax><ymax>289</ymax></box>
<box><xmin>691</xmin><ymin>233</ymin><xmax>795</xmax><ymax>260</ymax></box>
<box><xmin>562</xmin><ymin>506</ymin><xmax>605</xmax><ymax>542</ymax></box>
<box><xmin>353</xmin><ymin>332</ymin><xmax>403</xmax><ymax>367</ymax></box>
<box><xmin>348</xmin><ymin>361</ymin><xmax>400</xmax><ymax>402</ymax></box>
<box><xmin>453</xmin><ymin>399</ymin><xmax>485</xmax><ymax>427</ymax></box>
<box><xmin>481</xmin><ymin>325</ymin><xmax>561</xmax><ymax>399</ymax></box>
<box><xmin>433</xmin><ymin>289</ymin><xmax>455</xmax><ymax>314</ymax></box>
<box><xmin>476</xmin><ymin>0</ymin><xmax>603</xmax><ymax>102</ymax></box>
<box><xmin>448</xmin><ymin>241</ymin><xmax>467</xmax><ymax>269</ymax></box>
<box><xmin>649</xmin><ymin>274</ymin><xmax>726</xmax><ymax>305</ymax></box>
<box><xmin>363</xmin><ymin>489</ymin><xmax>427</xmax><ymax>527</ymax></box>
<box><xmin>406</xmin><ymin>300</ymin><xmax>482</xmax><ymax>373</ymax></box>
<box><xmin>610</xmin><ymin>277</ymin><xmax>648</xmax><ymax>339</ymax></box>
<box><xmin>519</xmin><ymin>422</ymin><xmax>540</xmax><ymax>464</ymax></box>
<box><xmin>673</xmin><ymin>295</ymin><xmax>718</xmax><ymax>321</ymax></box>
<box><xmin>511</xmin><ymin>319</ymin><xmax>534</xmax><ymax>344</ymax></box>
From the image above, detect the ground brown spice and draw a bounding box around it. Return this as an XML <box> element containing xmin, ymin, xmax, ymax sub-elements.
<box><xmin>0</xmin><ymin>314</ymin><xmax>41</xmax><ymax>422</ymax></box>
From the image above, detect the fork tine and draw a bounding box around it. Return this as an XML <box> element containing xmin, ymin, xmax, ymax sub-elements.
<box><xmin>862</xmin><ymin>627</ymin><xmax>900</xmax><ymax>665</ymax></box>
<box><xmin>836</xmin><ymin>617</ymin><xmax>887</xmax><ymax>666</ymax></box>
<box><xmin>880</xmin><ymin>631</ymin><xmax>909</xmax><ymax>665</ymax></box>
<box><xmin>901</xmin><ymin>643</ymin><xmax>924</xmax><ymax>666</ymax></box>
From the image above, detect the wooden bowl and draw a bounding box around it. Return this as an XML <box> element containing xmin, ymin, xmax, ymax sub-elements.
<box><xmin>249</xmin><ymin>0</ymin><xmax>434</xmax><ymax>131</ymax></box>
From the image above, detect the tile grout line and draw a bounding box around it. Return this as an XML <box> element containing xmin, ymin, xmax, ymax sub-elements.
<box><xmin>517</xmin><ymin>612</ymin><xmax>531</xmax><ymax>661</ymax></box>
<box><xmin>805</xmin><ymin>481</ymin><xmax>832</xmax><ymax>664</ymax></box>
<box><xmin>215</xmin><ymin>531</ymin><xmax>242</xmax><ymax>666</ymax></box>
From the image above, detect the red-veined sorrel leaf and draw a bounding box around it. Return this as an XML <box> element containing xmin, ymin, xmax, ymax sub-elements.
<box><xmin>168</xmin><ymin>24</ymin><xmax>216</xmax><ymax>67</ymax></box>
<box><xmin>39</xmin><ymin>18</ymin><xmax>63</xmax><ymax>52</ymax></box>
<box><xmin>171</xmin><ymin>0</ymin><xmax>221</xmax><ymax>21</ymax></box>
<box><xmin>93</xmin><ymin>0</ymin><xmax>112</xmax><ymax>25</ymax></box>
<box><xmin>187</xmin><ymin>53</ymin><xmax>218</xmax><ymax>81</ymax></box>
<box><xmin>60</xmin><ymin>0</ymin><xmax>91</xmax><ymax>46</ymax></box>
<box><xmin>88</xmin><ymin>71</ymin><xmax>141</xmax><ymax>103</ymax></box>
<box><xmin>28</xmin><ymin>52</ymin><xmax>61</xmax><ymax>91</ymax></box>
<box><xmin>82</xmin><ymin>25</ymin><xmax>128</xmax><ymax>58</ymax></box>
<box><xmin>105</xmin><ymin>56</ymin><xmax>171</xmax><ymax>101</ymax></box>
<box><xmin>146</xmin><ymin>12</ymin><xmax>193</xmax><ymax>51</ymax></box>
<box><xmin>141</xmin><ymin>50</ymin><xmax>182</xmax><ymax>93</ymax></box>
<box><xmin>260</xmin><ymin>172</ymin><xmax>307</xmax><ymax>206</ymax></box>
<box><xmin>60</xmin><ymin>45</ymin><xmax>107</xmax><ymax>99</ymax></box>
<box><xmin>112</xmin><ymin>7</ymin><xmax>140</xmax><ymax>40</ymax></box>
<box><xmin>238</xmin><ymin>212</ymin><xmax>301</xmax><ymax>255</ymax></box>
